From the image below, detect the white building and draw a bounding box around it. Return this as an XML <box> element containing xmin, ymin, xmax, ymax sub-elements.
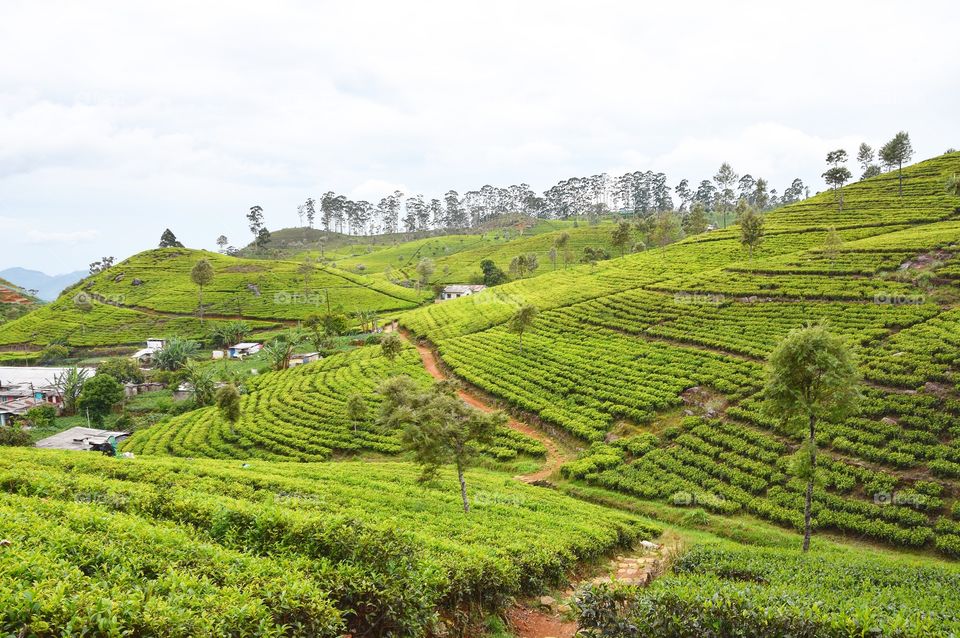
<box><xmin>228</xmin><ymin>343</ymin><xmax>263</xmax><ymax>359</ymax></box>
<box><xmin>437</xmin><ymin>284</ymin><xmax>486</xmax><ymax>302</ymax></box>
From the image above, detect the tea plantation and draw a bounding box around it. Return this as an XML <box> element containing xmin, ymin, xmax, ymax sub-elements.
<box><xmin>0</xmin><ymin>448</ymin><xmax>652</xmax><ymax>636</ymax></box>
<box><xmin>124</xmin><ymin>343</ymin><xmax>546</xmax><ymax>462</ymax></box>
<box><xmin>402</xmin><ymin>152</ymin><xmax>960</xmax><ymax>559</ymax></box>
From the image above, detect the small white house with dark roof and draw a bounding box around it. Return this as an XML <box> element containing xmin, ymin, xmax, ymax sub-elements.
<box><xmin>437</xmin><ymin>284</ymin><xmax>486</xmax><ymax>302</ymax></box>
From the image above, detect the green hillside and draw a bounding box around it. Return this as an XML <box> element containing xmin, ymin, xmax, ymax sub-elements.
<box><xmin>400</xmin><ymin>152</ymin><xmax>960</xmax><ymax>557</ymax></box>
<box><xmin>124</xmin><ymin>343</ymin><xmax>546</xmax><ymax>463</ymax></box>
<box><xmin>295</xmin><ymin>218</ymin><xmax>615</xmax><ymax>285</ymax></box>
<box><xmin>0</xmin><ymin>248</ymin><xmax>429</xmax><ymax>354</ymax></box>
<box><xmin>5</xmin><ymin>154</ymin><xmax>960</xmax><ymax>636</ymax></box>
<box><xmin>0</xmin><ymin>447</ymin><xmax>652</xmax><ymax>636</ymax></box>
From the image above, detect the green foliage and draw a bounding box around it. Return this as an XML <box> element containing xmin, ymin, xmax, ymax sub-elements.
<box><xmin>97</xmin><ymin>356</ymin><xmax>145</xmax><ymax>384</ymax></box>
<box><xmin>763</xmin><ymin>324</ymin><xmax>861</xmax><ymax>426</ymax></box>
<box><xmin>77</xmin><ymin>374</ymin><xmax>124</xmax><ymax>425</ymax></box>
<box><xmin>0</xmin><ymin>425</ymin><xmax>31</xmax><ymax>446</ymax></box>
<box><xmin>0</xmin><ymin>447</ymin><xmax>652</xmax><ymax>635</ymax></box>
<box><xmin>577</xmin><ymin>543</ymin><xmax>960</xmax><ymax>637</ymax></box>
<box><xmin>124</xmin><ymin>345</ymin><xmax>545</xmax><ymax>462</ymax></box>
<box><xmin>380</xmin><ymin>332</ymin><xmax>403</xmax><ymax>361</ymax></box>
<box><xmin>153</xmin><ymin>337</ymin><xmax>200</xmax><ymax>371</ymax></box>
<box><xmin>25</xmin><ymin>404</ymin><xmax>57</xmax><ymax>428</ymax></box>
<box><xmin>215</xmin><ymin>383</ymin><xmax>241</xmax><ymax>423</ymax></box>
<box><xmin>158</xmin><ymin>228</ymin><xmax>184</xmax><ymax>248</ymax></box>
<box><xmin>379</xmin><ymin>376</ymin><xmax>508</xmax><ymax>511</ymax></box>
<box><xmin>38</xmin><ymin>344</ymin><xmax>69</xmax><ymax>364</ymax></box>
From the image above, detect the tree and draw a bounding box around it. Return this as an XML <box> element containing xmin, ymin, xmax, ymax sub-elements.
<box><xmin>738</xmin><ymin>204</ymin><xmax>765</xmax><ymax>260</ymax></box>
<box><xmin>263</xmin><ymin>332</ymin><xmax>302</xmax><ymax>371</ymax></box>
<box><xmin>856</xmin><ymin>143</ymin><xmax>880</xmax><ymax>180</ymax></box>
<box><xmin>53</xmin><ymin>367</ymin><xmax>90</xmax><ymax>415</ymax></box>
<box><xmin>182</xmin><ymin>360</ymin><xmax>216</xmax><ymax>406</ymax></box>
<box><xmin>480</xmin><ymin>259</ymin><xmax>508</xmax><ymax>286</ymax></box>
<box><xmin>159</xmin><ymin>229</ymin><xmax>183</xmax><ymax>248</ymax></box>
<box><xmin>304</xmin><ymin>197</ymin><xmax>317</xmax><ymax>228</ymax></box>
<box><xmin>947</xmin><ymin>173</ymin><xmax>960</xmax><ymax>198</ymax></box>
<box><xmin>508</xmin><ymin>304</ymin><xmax>538</xmax><ymax>353</ymax></box>
<box><xmin>611</xmin><ymin>220</ymin><xmax>632</xmax><ymax>257</ymax></box>
<box><xmin>509</xmin><ymin>254</ymin><xmax>538</xmax><ymax>279</ymax></box>
<box><xmin>209</xmin><ymin>320</ymin><xmax>251</xmax><ymax>348</ymax></box>
<box><xmin>97</xmin><ymin>357</ymin><xmax>144</xmax><ymax>384</ymax></box>
<box><xmin>822</xmin><ymin>150</ymin><xmax>852</xmax><ymax>211</ymax></box>
<box><xmin>216</xmin><ymin>384</ymin><xmax>241</xmax><ymax>424</ymax></box>
<box><xmin>346</xmin><ymin>393</ymin><xmax>368</xmax><ymax>432</ymax></box>
<box><xmin>879</xmin><ymin>131</ymin><xmax>914</xmax><ymax>197</ymax></box>
<box><xmin>298</xmin><ymin>259</ymin><xmax>316</xmax><ymax>295</ymax></box>
<box><xmin>822</xmin><ymin>227</ymin><xmax>843</xmax><ymax>267</ymax></box>
<box><xmin>190</xmin><ymin>259</ymin><xmax>215</xmax><ymax>326</ymax></box>
<box><xmin>153</xmin><ymin>338</ymin><xmax>200</xmax><ymax>371</ymax></box>
<box><xmin>73</xmin><ymin>293</ymin><xmax>94</xmax><ymax>336</ymax></box>
<box><xmin>216</xmin><ymin>235</ymin><xmax>229</xmax><ymax>252</ymax></box>
<box><xmin>255</xmin><ymin>227</ymin><xmax>272</xmax><ymax>251</ymax></box>
<box><xmin>77</xmin><ymin>374</ymin><xmax>124</xmax><ymax>426</ymax></box>
<box><xmin>381</xmin><ymin>332</ymin><xmax>403</xmax><ymax>361</ymax></box>
<box><xmin>88</xmin><ymin>256</ymin><xmax>115</xmax><ymax>275</ymax></box>
<box><xmin>713</xmin><ymin>162</ymin><xmax>738</xmax><ymax>228</ymax></box>
<box><xmin>683</xmin><ymin>202</ymin><xmax>709</xmax><ymax>235</ymax></box>
<box><xmin>763</xmin><ymin>324</ymin><xmax>860</xmax><ymax>552</ymax></box>
<box><xmin>247</xmin><ymin>205</ymin><xmax>265</xmax><ymax>239</ymax></box>
<box><xmin>378</xmin><ymin>376</ymin><xmax>506</xmax><ymax>513</ymax></box>
<box><xmin>416</xmin><ymin>258</ymin><xmax>435</xmax><ymax>289</ymax></box>
<box><xmin>650</xmin><ymin>211</ymin><xmax>682</xmax><ymax>255</ymax></box>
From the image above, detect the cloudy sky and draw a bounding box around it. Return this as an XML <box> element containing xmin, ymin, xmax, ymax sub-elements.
<box><xmin>1</xmin><ymin>0</ymin><xmax>957</xmax><ymax>272</ymax></box>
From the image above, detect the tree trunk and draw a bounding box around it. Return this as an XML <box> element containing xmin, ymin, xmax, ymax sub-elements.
<box><xmin>198</xmin><ymin>285</ymin><xmax>204</xmax><ymax>326</ymax></box>
<box><xmin>457</xmin><ymin>462</ymin><xmax>469</xmax><ymax>513</ymax></box>
<box><xmin>898</xmin><ymin>161</ymin><xmax>904</xmax><ymax>197</ymax></box>
<box><xmin>803</xmin><ymin>412</ymin><xmax>817</xmax><ymax>552</ymax></box>
<box><xmin>519</xmin><ymin>331</ymin><xmax>523</xmax><ymax>354</ymax></box>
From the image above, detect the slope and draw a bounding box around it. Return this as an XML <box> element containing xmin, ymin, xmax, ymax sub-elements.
<box><xmin>0</xmin><ymin>447</ymin><xmax>655</xmax><ymax>636</ymax></box>
<box><xmin>399</xmin><ymin>151</ymin><xmax>960</xmax><ymax>557</ymax></box>
<box><xmin>0</xmin><ymin>248</ymin><xmax>430</xmax><ymax>352</ymax></box>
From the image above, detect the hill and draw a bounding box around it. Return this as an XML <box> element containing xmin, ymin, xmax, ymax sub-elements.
<box><xmin>0</xmin><ymin>267</ymin><xmax>86</xmax><ymax>301</ymax></box>
<box><xmin>0</xmin><ymin>248</ymin><xmax>429</xmax><ymax>356</ymax></box>
<box><xmin>123</xmin><ymin>342</ymin><xmax>546</xmax><ymax>462</ymax></box>
<box><xmin>0</xmin><ymin>447</ymin><xmax>654</xmax><ymax>636</ymax></box>
<box><xmin>400</xmin><ymin>152</ymin><xmax>960</xmax><ymax>557</ymax></box>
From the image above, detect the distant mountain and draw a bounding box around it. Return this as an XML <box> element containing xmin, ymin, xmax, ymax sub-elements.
<box><xmin>0</xmin><ymin>267</ymin><xmax>86</xmax><ymax>301</ymax></box>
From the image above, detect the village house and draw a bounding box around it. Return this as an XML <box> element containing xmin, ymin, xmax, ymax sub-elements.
<box><xmin>35</xmin><ymin>426</ymin><xmax>130</xmax><ymax>452</ymax></box>
<box><xmin>436</xmin><ymin>284</ymin><xmax>486</xmax><ymax>302</ymax></box>
<box><xmin>0</xmin><ymin>366</ymin><xmax>96</xmax><ymax>425</ymax></box>
<box><xmin>131</xmin><ymin>338</ymin><xmax>168</xmax><ymax>365</ymax></box>
<box><xmin>228</xmin><ymin>342</ymin><xmax>263</xmax><ymax>359</ymax></box>
<box><xmin>288</xmin><ymin>352</ymin><xmax>321</xmax><ymax>367</ymax></box>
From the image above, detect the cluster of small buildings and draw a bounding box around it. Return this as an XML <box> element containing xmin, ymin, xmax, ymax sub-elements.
<box><xmin>0</xmin><ymin>366</ymin><xmax>94</xmax><ymax>426</ymax></box>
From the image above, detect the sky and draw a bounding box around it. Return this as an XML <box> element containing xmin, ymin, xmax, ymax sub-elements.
<box><xmin>1</xmin><ymin>0</ymin><xmax>958</xmax><ymax>272</ymax></box>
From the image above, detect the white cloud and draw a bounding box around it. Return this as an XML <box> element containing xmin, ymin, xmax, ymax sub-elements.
<box><xmin>0</xmin><ymin>217</ymin><xmax>99</xmax><ymax>245</ymax></box>
<box><xmin>0</xmin><ymin>0</ymin><xmax>957</xmax><ymax>270</ymax></box>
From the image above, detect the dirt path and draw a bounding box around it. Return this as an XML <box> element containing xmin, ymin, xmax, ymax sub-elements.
<box><xmin>399</xmin><ymin>328</ymin><xmax>570</xmax><ymax>483</ymax></box>
<box><xmin>396</xmin><ymin>326</ymin><xmax>671</xmax><ymax>637</ymax></box>
<box><xmin>505</xmin><ymin>540</ymin><xmax>677</xmax><ymax>638</ymax></box>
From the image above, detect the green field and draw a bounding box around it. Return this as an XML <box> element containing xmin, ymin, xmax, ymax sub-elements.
<box><xmin>124</xmin><ymin>343</ymin><xmax>546</xmax><ymax>463</ymax></box>
<box><xmin>0</xmin><ymin>249</ymin><xmax>429</xmax><ymax>352</ymax></box>
<box><xmin>400</xmin><ymin>152</ymin><xmax>960</xmax><ymax>559</ymax></box>
<box><xmin>0</xmin><ymin>448</ymin><xmax>652</xmax><ymax>636</ymax></box>
<box><xmin>4</xmin><ymin>153</ymin><xmax>960</xmax><ymax>636</ymax></box>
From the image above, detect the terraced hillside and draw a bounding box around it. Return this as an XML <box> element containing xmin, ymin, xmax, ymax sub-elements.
<box><xmin>0</xmin><ymin>448</ymin><xmax>652</xmax><ymax>636</ymax></box>
<box><xmin>0</xmin><ymin>248</ymin><xmax>428</xmax><ymax>353</ymax></box>
<box><xmin>400</xmin><ymin>152</ymin><xmax>960</xmax><ymax>557</ymax></box>
<box><xmin>124</xmin><ymin>343</ymin><xmax>546</xmax><ymax>462</ymax></box>
<box><xmin>319</xmin><ymin>219</ymin><xmax>617</xmax><ymax>285</ymax></box>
